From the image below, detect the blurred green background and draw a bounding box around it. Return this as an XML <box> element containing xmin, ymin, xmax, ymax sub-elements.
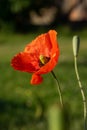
<box><xmin>0</xmin><ymin>0</ymin><xmax>87</xmax><ymax>130</ymax></box>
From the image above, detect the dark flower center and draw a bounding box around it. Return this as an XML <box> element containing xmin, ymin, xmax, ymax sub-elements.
<box><xmin>39</xmin><ymin>55</ymin><xmax>50</xmax><ymax>67</ymax></box>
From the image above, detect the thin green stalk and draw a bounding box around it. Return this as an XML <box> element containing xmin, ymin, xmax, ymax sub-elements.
<box><xmin>51</xmin><ymin>71</ymin><xmax>63</xmax><ymax>108</ymax></box>
<box><xmin>74</xmin><ymin>56</ymin><xmax>87</xmax><ymax>130</ymax></box>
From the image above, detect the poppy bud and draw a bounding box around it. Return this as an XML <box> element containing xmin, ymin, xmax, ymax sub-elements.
<box><xmin>72</xmin><ymin>36</ymin><xmax>80</xmax><ymax>57</ymax></box>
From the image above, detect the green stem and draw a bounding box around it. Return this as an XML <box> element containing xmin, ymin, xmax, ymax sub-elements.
<box><xmin>51</xmin><ymin>71</ymin><xmax>63</xmax><ymax>108</ymax></box>
<box><xmin>74</xmin><ymin>56</ymin><xmax>87</xmax><ymax>130</ymax></box>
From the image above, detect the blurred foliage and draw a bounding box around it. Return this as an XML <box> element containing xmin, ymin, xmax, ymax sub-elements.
<box><xmin>9</xmin><ymin>0</ymin><xmax>31</xmax><ymax>13</ymax></box>
<box><xmin>0</xmin><ymin>0</ymin><xmax>31</xmax><ymax>19</ymax></box>
<box><xmin>0</xmin><ymin>0</ymin><xmax>53</xmax><ymax>20</ymax></box>
<box><xmin>0</xmin><ymin>0</ymin><xmax>87</xmax><ymax>33</ymax></box>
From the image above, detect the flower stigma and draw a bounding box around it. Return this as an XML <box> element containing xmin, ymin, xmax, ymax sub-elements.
<box><xmin>39</xmin><ymin>55</ymin><xmax>50</xmax><ymax>67</ymax></box>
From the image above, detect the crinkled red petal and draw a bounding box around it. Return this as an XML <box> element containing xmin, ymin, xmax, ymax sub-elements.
<box><xmin>11</xmin><ymin>52</ymin><xmax>40</xmax><ymax>73</ymax></box>
<box><xmin>34</xmin><ymin>30</ymin><xmax>60</xmax><ymax>75</ymax></box>
<box><xmin>36</xmin><ymin>52</ymin><xmax>59</xmax><ymax>75</ymax></box>
<box><xmin>24</xmin><ymin>32</ymin><xmax>52</xmax><ymax>57</ymax></box>
<box><xmin>31</xmin><ymin>74</ymin><xmax>43</xmax><ymax>85</ymax></box>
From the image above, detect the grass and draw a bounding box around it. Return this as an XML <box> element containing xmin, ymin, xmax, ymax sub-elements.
<box><xmin>0</xmin><ymin>28</ymin><xmax>87</xmax><ymax>130</ymax></box>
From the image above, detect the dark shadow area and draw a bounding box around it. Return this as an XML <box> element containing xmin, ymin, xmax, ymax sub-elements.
<box><xmin>0</xmin><ymin>0</ymin><xmax>87</xmax><ymax>33</ymax></box>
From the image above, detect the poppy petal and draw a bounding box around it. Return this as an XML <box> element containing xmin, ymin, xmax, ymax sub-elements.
<box><xmin>35</xmin><ymin>54</ymin><xmax>58</xmax><ymax>75</ymax></box>
<box><xmin>48</xmin><ymin>30</ymin><xmax>60</xmax><ymax>56</ymax></box>
<box><xmin>24</xmin><ymin>32</ymin><xmax>52</xmax><ymax>57</ymax></box>
<box><xmin>11</xmin><ymin>52</ymin><xmax>40</xmax><ymax>73</ymax></box>
<box><xmin>35</xmin><ymin>30</ymin><xmax>59</xmax><ymax>75</ymax></box>
<box><xmin>31</xmin><ymin>74</ymin><xmax>43</xmax><ymax>85</ymax></box>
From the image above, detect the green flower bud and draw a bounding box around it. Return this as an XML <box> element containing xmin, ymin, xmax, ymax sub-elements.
<box><xmin>72</xmin><ymin>36</ymin><xmax>80</xmax><ymax>57</ymax></box>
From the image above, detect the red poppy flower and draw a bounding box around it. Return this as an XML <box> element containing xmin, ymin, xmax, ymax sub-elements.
<box><xmin>11</xmin><ymin>30</ymin><xmax>60</xmax><ymax>85</ymax></box>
